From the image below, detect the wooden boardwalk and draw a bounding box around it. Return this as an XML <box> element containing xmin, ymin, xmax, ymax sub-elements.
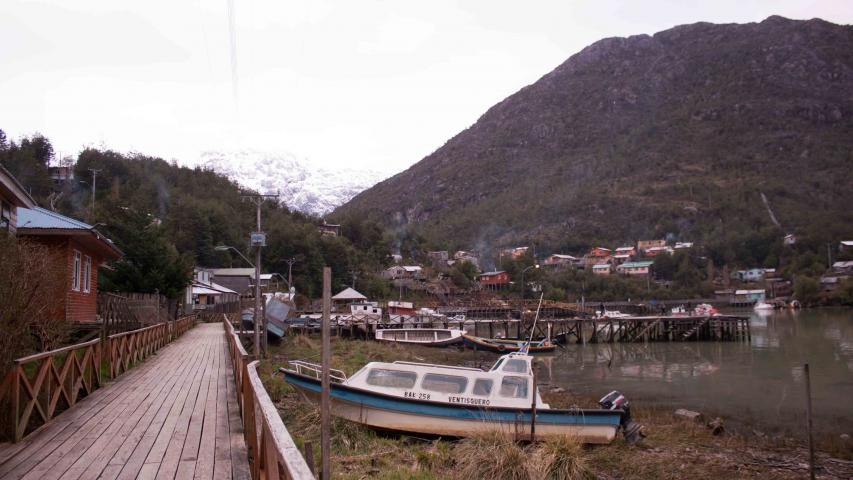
<box><xmin>0</xmin><ymin>323</ymin><xmax>250</xmax><ymax>480</ymax></box>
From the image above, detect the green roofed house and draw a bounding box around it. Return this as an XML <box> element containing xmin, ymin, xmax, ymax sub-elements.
<box><xmin>616</xmin><ymin>260</ymin><xmax>655</xmax><ymax>276</ymax></box>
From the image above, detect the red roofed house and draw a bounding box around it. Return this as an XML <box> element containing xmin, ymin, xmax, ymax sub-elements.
<box><xmin>17</xmin><ymin>207</ymin><xmax>123</xmax><ymax>323</ymax></box>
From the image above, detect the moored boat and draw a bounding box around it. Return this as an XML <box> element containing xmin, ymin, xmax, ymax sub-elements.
<box><xmin>281</xmin><ymin>351</ymin><xmax>643</xmax><ymax>444</ymax></box>
<box><xmin>462</xmin><ymin>334</ymin><xmax>556</xmax><ymax>354</ymax></box>
<box><xmin>753</xmin><ymin>301</ymin><xmax>775</xmax><ymax>311</ymax></box>
<box><xmin>375</xmin><ymin>328</ymin><xmax>464</xmax><ymax>347</ymax></box>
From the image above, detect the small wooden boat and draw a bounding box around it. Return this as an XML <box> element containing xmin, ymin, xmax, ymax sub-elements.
<box><xmin>375</xmin><ymin>328</ymin><xmax>464</xmax><ymax>347</ymax></box>
<box><xmin>462</xmin><ymin>334</ymin><xmax>556</xmax><ymax>354</ymax></box>
<box><xmin>281</xmin><ymin>351</ymin><xmax>643</xmax><ymax>444</ymax></box>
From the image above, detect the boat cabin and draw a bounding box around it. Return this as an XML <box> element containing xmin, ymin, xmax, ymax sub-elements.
<box><xmin>345</xmin><ymin>352</ymin><xmax>547</xmax><ymax>409</ymax></box>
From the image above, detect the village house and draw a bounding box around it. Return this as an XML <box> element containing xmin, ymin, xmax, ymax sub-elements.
<box><xmin>832</xmin><ymin>261</ymin><xmax>853</xmax><ymax>274</ymax></box>
<box><xmin>783</xmin><ymin>234</ymin><xmax>796</xmax><ymax>246</ymax></box>
<box><xmin>616</xmin><ymin>260</ymin><xmax>654</xmax><ymax>276</ymax></box>
<box><xmin>317</xmin><ymin>220</ymin><xmax>341</xmax><ymax>237</ymax></box>
<box><xmin>478</xmin><ymin>271</ymin><xmax>509</xmax><ymax>290</ymax></box>
<box><xmin>734</xmin><ymin>289</ymin><xmax>766</xmax><ymax>303</ymax></box>
<box><xmin>582</xmin><ymin>247</ymin><xmax>610</xmax><ymax>268</ymax></box>
<box><xmin>637</xmin><ymin>239</ymin><xmax>666</xmax><ymax>254</ymax></box>
<box><xmin>48</xmin><ymin>165</ymin><xmax>75</xmax><ymax>183</ymax></box>
<box><xmin>674</xmin><ymin>242</ymin><xmax>694</xmax><ymax>250</ymax></box>
<box><xmin>0</xmin><ymin>164</ymin><xmax>37</xmax><ymax>233</ymax></box>
<box><xmin>17</xmin><ymin>207</ymin><xmax>123</xmax><ymax>323</ymax></box>
<box><xmin>382</xmin><ymin>265</ymin><xmax>423</xmax><ymax>280</ymax></box>
<box><xmin>736</xmin><ymin>269</ymin><xmax>765</xmax><ymax>282</ymax></box>
<box><xmin>840</xmin><ymin>241</ymin><xmax>853</xmax><ymax>252</ymax></box>
<box><xmin>453</xmin><ymin>250</ymin><xmax>480</xmax><ymax>270</ymax></box>
<box><xmin>188</xmin><ymin>268</ymin><xmax>239</xmax><ymax>310</ymax></box>
<box><xmin>821</xmin><ymin>275</ymin><xmax>849</xmax><ymax>292</ymax></box>
<box><xmin>643</xmin><ymin>246</ymin><xmax>673</xmax><ymax>257</ymax></box>
<box><xmin>592</xmin><ymin>263</ymin><xmax>613</xmax><ymax>276</ymax></box>
<box><xmin>543</xmin><ymin>254</ymin><xmax>579</xmax><ymax>268</ymax></box>
<box><xmin>387</xmin><ymin>300</ymin><xmax>416</xmax><ymax>317</ymax></box>
<box><xmin>210</xmin><ymin>268</ymin><xmax>282</xmax><ymax>295</ymax></box>
<box><xmin>501</xmin><ymin>246</ymin><xmax>529</xmax><ymax>259</ymax></box>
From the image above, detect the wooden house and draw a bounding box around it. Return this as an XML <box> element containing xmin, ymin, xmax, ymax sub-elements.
<box><xmin>616</xmin><ymin>260</ymin><xmax>654</xmax><ymax>276</ymax></box>
<box><xmin>478</xmin><ymin>271</ymin><xmax>509</xmax><ymax>290</ymax></box>
<box><xmin>317</xmin><ymin>220</ymin><xmax>341</xmax><ymax>237</ymax></box>
<box><xmin>543</xmin><ymin>254</ymin><xmax>579</xmax><ymax>268</ymax></box>
<box><xmin>0</xmin><ymin>164</ymin><xmax>37</xmax><ymax>234</ymax></box>
<box><xmin>637</xmin><ymin>239</ymin><xmax>666</xmax><ymax>254</ymax></box>
<box><xmin>592</xmin><ymin>263</ymin><xmax>612</xmax><ymax>276</ymax></box>
<box><xmin>17</xmin><ymin>207</ymin><xmax>123</xmax><ymax>323</ymax></box>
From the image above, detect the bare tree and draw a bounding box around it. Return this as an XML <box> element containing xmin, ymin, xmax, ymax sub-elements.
<box><xmin>0</xmin><ymin>235</ymin><xmax>68</xmax><ymax>367</ymax></box>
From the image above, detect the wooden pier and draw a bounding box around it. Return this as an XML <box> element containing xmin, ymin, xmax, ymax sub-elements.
<box><xmin>305</xmin><ymin>314</ymin><xmax>751</xmax><ymax>344</ymax></box>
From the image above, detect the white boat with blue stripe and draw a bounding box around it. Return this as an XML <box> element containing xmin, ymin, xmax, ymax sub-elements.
<box><xmin>281</xmin><ymin>351</ymin><xmax>643</xmax><ymax>444</ymax></box>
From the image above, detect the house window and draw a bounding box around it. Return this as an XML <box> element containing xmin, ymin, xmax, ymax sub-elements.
<box><xmin>83</xmin><ymin>255</ymin><xmax>92</xmax><ymax>293</ymax></box>
<box><xmin>72</xmin><ymin>250</ymin><xmax>82</xmax><ymax>291</ymax></box>
<box><xmin>365</xmin><ymin>369</ymin><xmax>417</xmax><ymax>389</ymax></box>
<box><xmin>421</xmin><ymin>373</ymin><xmax>467</xmax><ymax>394</ymax></box>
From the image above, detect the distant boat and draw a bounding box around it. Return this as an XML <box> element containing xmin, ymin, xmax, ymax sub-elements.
<box><xmin>754</xmin><ymin>301</ymin><xmax>775</xmax><ymax>311</ymax></box>
<box><xmin>462</xmin><ymin>334</ymin><xmax>556</xmax><ymax>354</ymax></box>
<box><xmin>282</xmin><ymin>351</ymin><xmax>644</xmax><ymax>444</ymax></box>
<box><xmin>375</xmin><ymin>328</ymin><xmax>464</xmax><ymax>347</ymax></box>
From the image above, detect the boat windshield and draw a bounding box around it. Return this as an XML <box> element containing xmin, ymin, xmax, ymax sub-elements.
<box><xmin>490</xmin><ymin>358</ymin><xmax>505</xmax><ymax>371</ymax></box>
<box><xmin>502</xmin><ymin>359</ymin><xmax>529</xmax><ymax>373</ymax></box>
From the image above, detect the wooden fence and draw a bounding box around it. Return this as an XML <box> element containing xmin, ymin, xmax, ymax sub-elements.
<box><xmin>223</xmin><ymin>316</ymin><xmax>314</xmax><ymax>480</ymax></box>
<box><xmin>0</xmin><ymin>314</ymin><xmax>197</xmax><ymax>442</ymax></box>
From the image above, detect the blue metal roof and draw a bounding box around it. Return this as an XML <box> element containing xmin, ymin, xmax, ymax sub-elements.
<box><xmin>17</xmin><ymin>207</ymin><xmax>93</xmax><ymax>230</ymax></box>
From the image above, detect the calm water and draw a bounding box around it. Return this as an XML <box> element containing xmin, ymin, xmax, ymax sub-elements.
<box><xmin>537</xmin><ymin>309</ymin><xmax>853</xmax><ymax>436</ymax></box>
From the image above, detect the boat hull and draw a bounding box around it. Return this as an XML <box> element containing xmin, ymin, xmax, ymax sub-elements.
<box><xmin>462</xmin><ymin>335</ymin><xmax>556</xmax><ymax>354</ymax></box>
<box><xmin>375</xmin><ymin>329</ymin><xmax>464</xmax><ymax>347</ymax></box>
<box><xmin>283</xmin><ymin>371</ymin><xmax>621</xmax><ymax>444</ymax></box>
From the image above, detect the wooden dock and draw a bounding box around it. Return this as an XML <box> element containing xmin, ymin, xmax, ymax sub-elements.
<box><xmin>308</xmin><ymin>314</ymin><xmax>751</xmax><ymax>344</ymax></box>
<box><xmin>0</xmin><ymin>323</ymin><xmax>251</xmax><ymax>480</ymax></box>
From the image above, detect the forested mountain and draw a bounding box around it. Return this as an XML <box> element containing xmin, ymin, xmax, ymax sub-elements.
<box><xmin>334</xmin><ymin>16</ymin><xmax>853</xmax><ymax>267</ymax></box>
<box><xmin>0</xmin><ymin>133</ymin><xmax>390</xmax><ymax>299</ymax></box>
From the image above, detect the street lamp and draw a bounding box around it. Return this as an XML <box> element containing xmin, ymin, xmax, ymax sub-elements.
<box><xmin>214</xmin><ymin>245</ymin><xmax>255</xmax><ymax>268</ymax></box>
<box><xmin>216</xmin><ymin>244</ymin><xmax>262</xmax><ymax>355</ymax></box>
<box><xmin>520</xmin><ymin>264</ymin><xmax>540</xmax><ymax>300</ymax></box>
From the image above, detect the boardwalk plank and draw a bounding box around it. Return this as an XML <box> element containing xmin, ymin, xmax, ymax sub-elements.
<box><xmin>0</xmin><ymin>324</ymin><xmax>250</xmax><ymax>480</ymax></box>
<box><xmin>67</xmin><ymin>339</ymin><xmax>206</xmax><ymax>480</ymax></box>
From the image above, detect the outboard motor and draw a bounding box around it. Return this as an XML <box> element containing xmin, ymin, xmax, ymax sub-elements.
<box><xmin>599</xmin><ymin>390</ymin><xmax>646</xmax><ymax>444</ymax></box>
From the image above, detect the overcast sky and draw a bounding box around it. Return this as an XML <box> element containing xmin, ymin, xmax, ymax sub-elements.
<box><xmin>1</xmin><ymin>1</ymin><xmax>850</xmax><ymax>173</ymax></box>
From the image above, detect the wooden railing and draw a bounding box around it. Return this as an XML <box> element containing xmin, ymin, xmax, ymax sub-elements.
<box><xmin>223</xmin><ymin>317</ymin><xmax>314</xmax><ymax>480</ymax></box>
<box><xmin>0</xmin><ymin>314</ymin><xmax>197</xmax><ymax>442</ymax></box>
<box><xmin>0</xmin><ymin>339</ymin><xmax>102</xmax><ymax>442</ymax></box>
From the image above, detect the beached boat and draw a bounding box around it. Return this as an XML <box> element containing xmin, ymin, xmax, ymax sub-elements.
<box><xmin>281</xmin><ymin>351</ymin><xmax>643</xmax><ymax>444</ymax></box>
<box><xmin>462</xmin><ymin>334</ymin><xmax>556</xmax><ymax>354</ymax></box>
<box><xmin>375</xmin><ymin>328</ymin><xmax>464</xmax><ymax>347</ymax></box>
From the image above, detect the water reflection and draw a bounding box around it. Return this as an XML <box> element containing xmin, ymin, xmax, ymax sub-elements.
<box><xmin>544</xmin><ymin>309</ymin><xmax>853</xmax><ymax>436</ymax></box>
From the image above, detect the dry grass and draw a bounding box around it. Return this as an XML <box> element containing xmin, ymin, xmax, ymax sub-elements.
<box><xmin>262</xmin><ymin>336</ymin><xmax>853</xmax><ymax>479</ymax></box>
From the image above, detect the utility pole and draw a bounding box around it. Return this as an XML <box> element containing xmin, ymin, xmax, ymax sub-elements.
<box><xmin>285</xmin><ymin>257</ymin><xmax>297</xmax><ymax>290</ymax></box>
<box><xmin>88</xmin><ymin>169</ymin><xmax>101</xmax><ymax>219</ymax></box>
<box><xmin>242</xmin><ymin>192</ymin><xmax>279</xmax><ymax>357</ymax></box>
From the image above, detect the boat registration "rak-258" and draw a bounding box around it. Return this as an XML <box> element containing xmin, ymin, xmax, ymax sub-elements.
<box><xmin>404</xmin><ymin>391</ymin><xmax>431</xmax><ymax>400</ymax></box>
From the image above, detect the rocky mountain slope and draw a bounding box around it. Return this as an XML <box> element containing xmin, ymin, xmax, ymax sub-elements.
<box><xmin>198</xmin><ymin>150</ymin><xmax>386</xmax><ymax>217</ymax></box>
<box><xmin>334</xmin><ymin>16</ymin><xmax>853</xmax><ymax>253</ymax></box>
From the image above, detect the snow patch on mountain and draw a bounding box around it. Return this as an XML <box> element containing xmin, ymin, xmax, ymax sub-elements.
<box><xmin>196</xmin><ymin>150</ymin><xmax>388</xmax><ymax>217</ymax></box>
